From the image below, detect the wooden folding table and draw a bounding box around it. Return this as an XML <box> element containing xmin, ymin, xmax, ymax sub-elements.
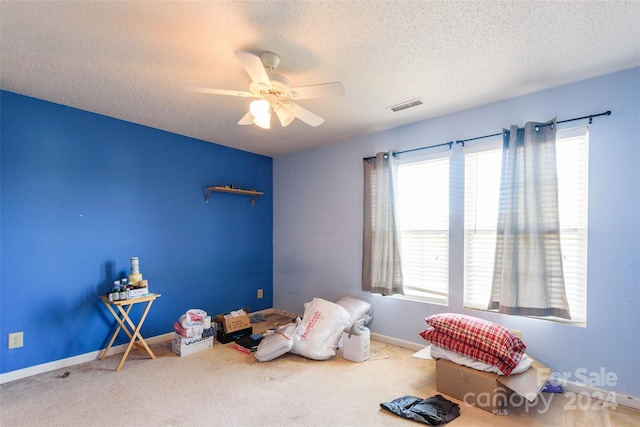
<box><xmin>99</xmin><ymin>293</ymin><xmax>161</xmax><ymax>371</ymax></box>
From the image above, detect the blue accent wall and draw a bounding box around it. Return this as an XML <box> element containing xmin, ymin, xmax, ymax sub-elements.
<box><xmin>1</xmin><ymin>91</ymin><xmax>273</xmax><ymax>373</ymax></box>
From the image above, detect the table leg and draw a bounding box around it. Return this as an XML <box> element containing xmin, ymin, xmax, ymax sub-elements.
<box><xmin>100</xmin><ymin>302</ymin><xmax>135</xmax><ymax>360</ymax></box>
<box><xmin>112</xmin><ymin>304</ymin><xmax>144</xmax><ymax>351</ymax></box>
<box><xmin>114</xmin><ymin>299</ymin><xmax>156</xmax><ymax>372</ymax></box>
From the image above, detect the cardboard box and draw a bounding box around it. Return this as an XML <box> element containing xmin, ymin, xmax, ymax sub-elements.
<box><xmin>128</xmin><ymin>287</ymin><xmax>149</xmax><ymax>298</ymax></box>
<box><xmin>174</xmin><ymin>332</ymin><xmax>202</xmax><ymax>344</ymax></box>
<box><xmin>172</xmin><ymin>335</ymin><xmax>213</xmax><ymax>357</ymax></box>
<box><xmin>214</xmin><ymin>311</ymin><xmax>251</xmax><ymax>334</ymax></box>
<box><xmin>216</xmin><ymin>327</ymin><xmax>253</xmax><ymax>344</ymax></box>
<box><xmin>436</xmin><ymin>358</ymin><xmax>552</xmax><ymax>415</ymax></box>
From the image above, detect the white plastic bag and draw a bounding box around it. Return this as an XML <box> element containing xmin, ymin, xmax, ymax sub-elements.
<box><xmin>180</xmin><ymin>309</ymin><xmax>207</xmax><ymax>328</ymax></box>
<box><xmin>174</xmin><ymin>309</ymin><xmax>207</xmax><ymax>338</ymax></box>
<box><xmin>290</xmin><ymin>298</ymin><xmax>351</xmax><ymax>360</ymax></box>
<box><xmin>255</xmin><ymin>323</ymin><xmax>296</xmax><ymax>362</ymax></box>
<box><xmin>173</xmin><ymin>320</ymin><xmax>204</xmax><ymax>338</ymax></box>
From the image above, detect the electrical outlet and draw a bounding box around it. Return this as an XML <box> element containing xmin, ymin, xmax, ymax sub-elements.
<box><xmin>257</xmin><ymin>289</ymin><xmax>263</xmax><ymax>299</ymax></box>
<box><xmin>8</xmin><ymin>332</ymin><xmax>23</xmax><ymax>349</ymax></box>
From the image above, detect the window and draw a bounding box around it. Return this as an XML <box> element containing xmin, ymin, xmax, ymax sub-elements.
<box><xmin>397</xmin><ymin>153</ymin><xmax>450</xmax><ymax>304</ymax></box>
<box><xmin>463</xmin><ymin>127</ymin><xmax>589</xmax><ymax>324</ymax></box>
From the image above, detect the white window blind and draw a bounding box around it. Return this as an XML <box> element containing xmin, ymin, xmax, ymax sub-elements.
<box><xmin>463</xmin><ymin>128</ymin><xmax>589</xmax><ymax>324</ymax></box>
<box><xmin>397</xmin><ymin>153</ymin><xmax>450</xmax><ymax>304</ymax></box>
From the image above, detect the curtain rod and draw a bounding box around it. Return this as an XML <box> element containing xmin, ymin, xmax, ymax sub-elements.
<box><xmin>379</xmin><ymin>110</ymin><xmax>611</xmax><ymax>158</ymax></box>
<box><xmin>453</xmin><ymin>110</ymin><xmax>611</xmax><ymax>147</ymax></box>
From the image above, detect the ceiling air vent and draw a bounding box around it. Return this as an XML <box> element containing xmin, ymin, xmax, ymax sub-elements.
<box><xmin>387</xmin><ymin>98</ymin><xmax>423</xmax><ymax>112</ymax></box>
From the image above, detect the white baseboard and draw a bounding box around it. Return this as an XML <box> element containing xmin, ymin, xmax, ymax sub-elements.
<box><xmin>0</xmin><ymin>332</ymin><xmax>174</xmax><ymax>385</ymax></box>
<box><xmin>0</xmin><ymin>308</ymin><xmax>288</xmax><ymax>384</ymax></box>
<box><xmin>562</xmin><ymin>378</ymin><xmax>640</xmax><ymax>411</ymax></box>
<box><xmin>370</xmin><ymin>332</ymin><xmax>424</xmax><ymax>352</ymax></box>
<box><xmin>4</xmin><ymin>314</ymin><xmax>639</xmax><ymax>411</ymax></box>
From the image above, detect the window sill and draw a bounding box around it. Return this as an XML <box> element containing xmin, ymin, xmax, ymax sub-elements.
<box><xmin>464</xmin><ymin>305</ymin><xmax>586</xmax><ymax>327</ymax></box>
<box><xmin>373</xmin><ymin>292</ymin><xmax>448</xmax><ymax>306</ymax></box>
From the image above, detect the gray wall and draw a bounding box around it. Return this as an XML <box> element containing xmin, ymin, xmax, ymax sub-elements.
<box><xmin>273</xmin><ymin>68</ymin><xmax>640</xmax><ymax>397</ymax></box>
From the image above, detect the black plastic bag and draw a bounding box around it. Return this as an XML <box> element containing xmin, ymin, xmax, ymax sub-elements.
<box><xmin>380</xmin><ymin>394</ymin><xmax>460</xmax><ymax>425</ymax></box>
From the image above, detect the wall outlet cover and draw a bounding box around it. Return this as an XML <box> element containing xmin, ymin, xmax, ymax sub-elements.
<box><xmin>8</xmin><ymin>332</ymin><xmax>23</xmax><ymax>349</ymax></box>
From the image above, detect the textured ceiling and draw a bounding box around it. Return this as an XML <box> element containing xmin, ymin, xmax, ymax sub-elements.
<box><xmin>1</xmin><ymin>1</ymin><xmax>639</xmax><ymax>157</ymax></box>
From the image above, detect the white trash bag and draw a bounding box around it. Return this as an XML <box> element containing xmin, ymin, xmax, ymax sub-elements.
<box><xmin>255</xmin><ymin>323</ymin><xmax>296</xmax><ymax>362</ymax></box>
<box><xmin>290</xmin><ymin>298</ymin><xmax>351</xmax><ymax>360</ymax></box>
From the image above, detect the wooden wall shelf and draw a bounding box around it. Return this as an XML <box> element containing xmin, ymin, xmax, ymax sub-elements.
<box><xmin>204</xmin><ymin>186</ymin><xmax>263</xmax><ymax>206</ymax></box>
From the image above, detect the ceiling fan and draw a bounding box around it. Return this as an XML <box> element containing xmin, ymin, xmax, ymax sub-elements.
<box><xmin>184</xmin><ymin>51</ymin><xmax>345</xmax><ymax>129</ymax></box>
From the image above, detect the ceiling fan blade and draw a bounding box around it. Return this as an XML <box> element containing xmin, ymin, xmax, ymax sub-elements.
<box><xmin>183</xmin><ymin>86</ymin><xmax>254</xmax><ymax>97</ymax></box>
<box><xmin>238</xmin><ymin>111</ymin><xmax>254</xmax><ymax>125</ymax></box>
<box><xmin>235</xmin><ymin>51</ymin><xmax>271</xmax><ymax>88</ymax></box>
<box><xmin>287</xmin><ymin>102</ymin><xmax>325</xmax><ymax>127</ymax></box>
<box><xmin>286</xmin><ymin>82</ymin><xmax>345</xmax><ymax>100</ymax></box>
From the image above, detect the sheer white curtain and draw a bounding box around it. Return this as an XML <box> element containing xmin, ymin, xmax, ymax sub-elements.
<box><xmin>488</xmin><ymin>119</ymin><xmax>571</xmax><ymax>319</ymax></box>
<box><xmin>362</xmin><ymin>151</ymin><xmax>404</xmax><ymax>295</ymax></box>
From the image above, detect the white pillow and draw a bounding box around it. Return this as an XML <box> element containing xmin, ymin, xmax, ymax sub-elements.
<box><xmin>429</xmin><ymin>344</ymin><xmax>534</xmax><ymax>375</ymax></box>
<box><xmin>335</xmin><ymin>295</ymin><xmax>373</xmax><ymax>326</ymax></box>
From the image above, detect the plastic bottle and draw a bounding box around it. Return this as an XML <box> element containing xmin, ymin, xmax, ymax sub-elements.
<box><xmin>112</xmin><ymin>281</ymin><xmax>121</xmax><ymax>301</ymax></box>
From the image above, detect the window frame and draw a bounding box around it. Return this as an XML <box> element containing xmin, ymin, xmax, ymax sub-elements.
<box><xmin>394</xmin><ymin>150</ymin><xmax>452</xmax><ymax>306</ymax></box>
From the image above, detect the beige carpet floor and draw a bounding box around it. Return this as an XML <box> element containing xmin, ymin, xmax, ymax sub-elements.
<box><xmin>1</xmin><ymin>313</ymin><xmax>638</xmax><ymax>426</ymax></box>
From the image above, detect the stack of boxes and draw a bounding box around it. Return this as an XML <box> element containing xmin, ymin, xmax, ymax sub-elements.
<box><xmin>214</xmin><ymin>309</ymin><xmax>252</xmax><ymax>343</ymax></box>
<box><xmin>171</xmin><ymin>308</ymin><xmax>253</xmax><ymax>356</ymax></box>
<box><xmin>172</xmin><ymin>310</ymin><xmax>214</xmax><ymax>357</ymax></box>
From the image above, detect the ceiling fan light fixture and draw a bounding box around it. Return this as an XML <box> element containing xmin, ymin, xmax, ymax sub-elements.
<box><xmin>250</xmin><ymin>99</ymin><xmax>270</xmax><ymax>117</ymax></box>
<box><xmin>250</xmin><ymin>98</ymin><xmax>272</xmax><ymax>129</ymax></box>
<box><xmin>253</xmin><ymin>112</ymin><xmax>271</xmax><ymax>129</ymax></box>
<box><xmin>275</xmin><ymin>104</ymin><xmax>295</xmax><ymax>127</ymax></box>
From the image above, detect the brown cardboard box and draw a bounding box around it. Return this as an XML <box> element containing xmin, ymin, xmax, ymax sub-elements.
<box><xmin>214</xmin><ymin>310</ymin><xmax>251</xmax><ymax>334</ymax></box>
<box><xmin>436</xmin><ymin>358</ymin><xmax>552</xmax><ymax>415</ymax></box>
